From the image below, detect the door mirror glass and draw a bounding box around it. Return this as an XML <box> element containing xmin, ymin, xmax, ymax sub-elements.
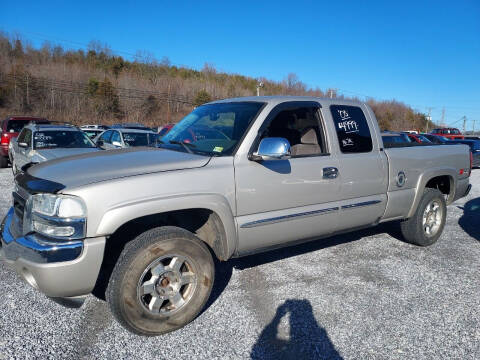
<box><xmin>251</xmin><ymin>137</ymin><xmax>291</xmax><ymax>161</ymax></box>
<box><xmin>18</xmin><ymin>142</ymin><xmax>28</xmax><ymax>148</ymax></box>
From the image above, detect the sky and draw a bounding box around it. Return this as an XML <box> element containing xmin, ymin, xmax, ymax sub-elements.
<box><xmin>1</xmin><ymin>0</ymin><xmax>479</xmax><ymax>129</ymax></box>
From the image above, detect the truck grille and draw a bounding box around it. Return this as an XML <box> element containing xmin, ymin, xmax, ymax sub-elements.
<box><xmin>12</xmin><ymin>191</ymin><xmax>26</xmax><ymax>226</ymax></box>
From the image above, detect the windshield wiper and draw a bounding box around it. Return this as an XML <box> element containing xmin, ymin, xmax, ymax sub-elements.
<box><xmin>168</xmin><ymin>140</ymin><xmax>196</xmax><ymax>154</ymax></box>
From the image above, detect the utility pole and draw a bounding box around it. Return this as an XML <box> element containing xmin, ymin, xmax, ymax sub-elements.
<box><xmin>440</xmin><ymin>107</ymin><xmax>445</xmax><ymax>127</ymax></box>
<box><xmin>256</xmin><ymin>82</ymin><xmax>264</xmax><ymax>96</ymax></box>
<box><xmin>473</xmin><ymin>119</ymin><xmax>476</xmax><ymax>135</ymax></box>
<box><xmin>462</xmin><ymin>116</ymin><xmax>467</xmax><ymax>134</ymax></box>
<box><xmin>328</xmin><ymin>88</ymin><xmax>338</xmax><ymax>99</ymax></box>
<box><xmin>426</xmin><ymin>107</ymin><xmax>434</xmax><ymax>132</ymax></box>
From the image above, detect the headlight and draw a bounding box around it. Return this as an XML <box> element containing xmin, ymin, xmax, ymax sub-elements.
<box><xmin>26</xmin><ymin>194</ymin><xmax>87</xmax><ymax>239</ymax></box>
<box><xmin>31</xmin><ymin>194</ymin><xmax>86</xmax><ymax>218</ymax></box>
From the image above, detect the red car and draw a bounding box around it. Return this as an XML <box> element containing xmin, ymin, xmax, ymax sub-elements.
<box><xmin>158</xmin><ymin>123</ymin><xmax>175</xmax><ymax>137</ymax></box>
<box><xmin>405</xmin><ymin>133</ymin><xmax>432</xmax><ymax>144</ymax></box>
<box><xmin>0</xmin><ymin>116</ymin><xmax>49</xmax><ymax>167</ymax></box>
<box><xmin>430</xmin><ymin>128</ymin><xmax>464</xmax><ymax>140</ymax></box>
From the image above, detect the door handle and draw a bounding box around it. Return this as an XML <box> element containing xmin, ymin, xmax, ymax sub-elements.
<box><xmin>323</xmin><ymin>167</ymin><xmax>338</xmax><ymax>179</ymax></box>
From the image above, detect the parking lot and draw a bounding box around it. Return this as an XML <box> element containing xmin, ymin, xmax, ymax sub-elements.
<box><xmin>0</xmin><ymin>168</ymin><xmax>479</xmax><ymax>359</ymax></box>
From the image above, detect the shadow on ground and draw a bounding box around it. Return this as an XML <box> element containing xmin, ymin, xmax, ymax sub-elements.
<box><xmin>250</xmin><ymin>299</ymin><xmax>342</xmax><ymax>360</ymax></box>
<box><xmin>458</xmin><ymin>197</ymin><xmax>480</xmax><ymax>241</ymax></box>
<box><xmin>204</xmin><ymin>221</ymin><xmax>403</xmax><ymax>313</ymax></box>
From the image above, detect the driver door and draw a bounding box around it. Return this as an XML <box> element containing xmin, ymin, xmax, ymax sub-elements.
<box><xmin>234</xmin><ymin>101</ymin><xmax>341</xmax><ymax>255</ymax></box>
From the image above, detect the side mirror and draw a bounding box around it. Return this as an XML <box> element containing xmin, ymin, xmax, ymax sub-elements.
<box><xmin>96</xmin><ymin>140</ymin><xmax>105</xmax><ymax>148</ymax></box>
<box><xmin>18</xmin><ymin>142</ymin><xmax>28</xmax><ymax>148</ymax></box>
<box><xmin>250</xmin><ymin>137</ymin><xmax>291</xmax><ymax>161</ymax></box>
<box><xmin>112</xmin><ymin>141</ymin><xmax>122</xmax><ymax>148</ymax></box>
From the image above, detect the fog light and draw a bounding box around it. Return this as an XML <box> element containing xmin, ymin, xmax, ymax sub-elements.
<box><xmin>32</xmin><ymin>221</ymin><xmax>75</xmax><ymax>237</ymax></box>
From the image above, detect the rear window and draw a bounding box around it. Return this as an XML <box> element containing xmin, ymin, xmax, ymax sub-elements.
<box><xmin>330</xmin><ymin>105</ymin><xmax>373</xmax><ymax>153</ymax></box>
<box><xmin>6</xmin><ymin>120</ymin><xmax>28</xmax><ymax>133</ymax></box>
<box><xmin>122</xmin><ymin>132</ymin><xmax>158</xmax><ymax>147</ymax></box>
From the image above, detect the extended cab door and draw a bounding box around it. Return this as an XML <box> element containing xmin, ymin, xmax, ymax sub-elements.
<box><xmin>326</xmin><ymin>104</ymin><xmax>388</xmax><ymax>230</ymax></box>
<box><xmin>234</xmin><ymin>101</ymin><xmax>341</xmax><ymax>255</ymax></box>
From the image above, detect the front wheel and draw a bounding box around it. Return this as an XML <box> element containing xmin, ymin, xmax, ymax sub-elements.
<box><xmin>106</xmin><ymin>226</ymin><xmax>214</xmax><ymax>336</ymax></box>
<box><xmin>400</xmin><ymin>188</ymin><xmax>446</xmax><ymax>246</ymax></box>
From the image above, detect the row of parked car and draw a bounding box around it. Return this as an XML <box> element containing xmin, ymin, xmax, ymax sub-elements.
<box><xmin>381</xmin><ymin>130</ymin><xmax>480</xmax><ymax>167</ymax></box>
<box><xmin>0</xmin><ymin>116</ymin><xmax>170</xmax><ymax>174</ymax></box>
<box><xmin>1</xmin><ymin>116</ymin><xmax>479</xmax><ymax>172</ymax></box>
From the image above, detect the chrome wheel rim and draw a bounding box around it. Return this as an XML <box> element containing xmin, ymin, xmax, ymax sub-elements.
<box><xmin>137</xmin><ymin>254</ymin><xmax>198</xmax><ymax>315</ymax></box>
<box><xmin>422</xmin><ymin>200</ymin><xmax>443</xmax><ymax>237</ymax></box>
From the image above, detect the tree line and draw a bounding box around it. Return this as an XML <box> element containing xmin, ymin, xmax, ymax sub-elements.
<box><xmin>0</xmin><ymin>32</ymin><xmax>433</xmax><ymax>130</ymax></box>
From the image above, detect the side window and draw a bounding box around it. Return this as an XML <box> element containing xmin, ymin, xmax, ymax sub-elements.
<box><xmin>330</xmin><ymin>105</ymin><xmax>373</xmax><ymax>153</ymax></box>
<box><xmin>100</xmin><ymin>130</ymin><xmax>113</xmax><ymax>143</ymax></box>
<box><xmin>111</xmin><ymin>131</ymin><xmax>121</xmax><ymax>144</ymax></box>
<box><xmin>23</xmin><ymin>130</ymin><xmax>32</xmax><ymax>148</ymax></box>
<box><xmin>16</xmin><ymin>128</ymin><xmax>27</xmax><ymax>143</ymax></box>
<box><xmin>261</xmin><ymin>105</ymin><xmax>327</xmax><ymax>157</ymax></box>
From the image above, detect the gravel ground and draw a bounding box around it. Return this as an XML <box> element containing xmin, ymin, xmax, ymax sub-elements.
<box><xmin>0</xmin><ymin>168</ymin><xmax>479</xmax><ymax>359</ymax></box>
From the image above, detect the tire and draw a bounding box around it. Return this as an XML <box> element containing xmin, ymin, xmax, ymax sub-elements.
<box><xmin>106</xmin><ymin>226</ymin><xmax>215</xmax><ymax>336</ymax></box>
<box><xmin>0</xmin><ymin>156</ymin><xmax>7</xmax><ymax>168</ymax></box>
<box><xmin>400</xmin><ymin>188</ymin><xmax>446</xmax><ymax>246</ymax></box>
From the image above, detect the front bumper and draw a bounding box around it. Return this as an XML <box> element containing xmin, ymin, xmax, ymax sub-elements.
<box><xmin>0</xmin><ymin>208</ymin><xmax>106</xmax><ymax>297</ymax></box>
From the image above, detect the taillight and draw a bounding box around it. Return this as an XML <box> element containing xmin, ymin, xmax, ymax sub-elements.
<box><xmin>0</xmin><ymin>133</ymin><xmax>10</xmax><ymax>145</ymax></box>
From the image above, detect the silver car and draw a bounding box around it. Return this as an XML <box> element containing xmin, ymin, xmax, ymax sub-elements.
<box><xmin>94</xmin><ymin>128</ymin><xmax>159</xmax><ymax>150</ymax></box>
<box><xmin>10</xmin><ymin>124</ymin><xmax>99</xmax><ymax>174</ymax></box>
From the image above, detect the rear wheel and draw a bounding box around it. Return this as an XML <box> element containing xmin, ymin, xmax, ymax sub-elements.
<box><xmin>106</xmin><ymin>226</ymin><xmax>214</xmax><ymax>336</ymax></box>
<box><xmin>400</xmin><ymin>188</ymin><xmax>446</xmax><ymax>246</ymax></box>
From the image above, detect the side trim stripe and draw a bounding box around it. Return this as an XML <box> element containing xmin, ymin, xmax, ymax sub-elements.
<box><xmin>341</xmin><ymin>200</ymin><xmax>382</xmax><ymax>210</ymax></box>
<box><xmin>240</xmin><ymin>207</ymin><xmax>339</xmax><ymax>229</ymax></box>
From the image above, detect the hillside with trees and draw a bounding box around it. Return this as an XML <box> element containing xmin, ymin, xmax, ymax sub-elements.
<box><xmin>0</xmin><ymin>32</ymin><xmax>432</xmax><ymax>130</ymax></box>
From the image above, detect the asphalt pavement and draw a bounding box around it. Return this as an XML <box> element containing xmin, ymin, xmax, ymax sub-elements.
<box><xmin>0</xmin><ymin>168</ymin><xmax>479</xmax><ymax>359</ymax></box>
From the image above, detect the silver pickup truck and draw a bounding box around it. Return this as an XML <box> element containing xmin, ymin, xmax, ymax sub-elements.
<box><xmin>0</xmin><ymin>97</ymin><xmax>472</xmax><ymax>336</ymax></box>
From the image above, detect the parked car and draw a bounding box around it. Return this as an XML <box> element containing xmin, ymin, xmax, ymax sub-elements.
<box><xmin>1</xmin><ymin>97</ymin><xmax>472</xmax><ymax>336</ymax></box>
<box><xmin>9</xmin><ymin>124</ymin><xmax>99</xmax><ymax>174</ymax></box>
<box><xmin>111</xmin><ymin>123</ymin><xmax>153</xmax><ymax>131</ymax></box>
<box><xmin>158</xmin><ymin>123</ymin><xmax>175</xmax><ymax>137</ymax></box>
<box><xmin>94</xmin><ymin>128</ymin><xmax>159</xmax><ymax>150</ymax></box>
<box><xmin>0</xmin><ymin>116</ymin><xmax>49</xmax><ymax>167</ymax></box>
<box><xmin>404</xmin><ymin>133</ymin><xmax>432</xmax><ymax>144</ymax></box>
<box><xmin>81</xmin><ymin>128</ymin><xmax>104</xmax><ymax>140</ymax></box>
<box><xmin>448</xmin><ymin>139</ymin><xmax>480</xmax><ymax>167</ymax></box>
<box><xmin>381</xmin><ymin>131</ymin><xmax>412</xmax><ymax>145</ymax></box>
<box><xmin>431</xmin><ymin>128</ymin><xmax>464</xmax><ymax>140</ymax></box>
<box><xmin>421</xmin><ymin>133</ymin><xmax>451</xmax><ymax>144</ymax></box>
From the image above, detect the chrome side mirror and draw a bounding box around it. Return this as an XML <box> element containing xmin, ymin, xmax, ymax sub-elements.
<box><xmin>251</xmin><ymin>137</ymin><xmax>291</xmax><ymax>161</ymax></box>
<box><xmin>18</xmin><ymin>142</ymin><xmax>28</xmax><ymax>148</ymax></box>
<box><xmin>112</xmin><ymin>141</ymin><xmax>122</xmax><ymax>148</ymax></box>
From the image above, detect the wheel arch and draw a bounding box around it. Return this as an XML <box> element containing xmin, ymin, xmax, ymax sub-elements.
<box><xmin>96</xmin><ymin>194</ymin><xmax>237</xmax><ymax>261</ymax></box>
<box><xmin>407</xmin><ymin>169</ymin><xmax>456</xmax><ymax>218</ymax></box>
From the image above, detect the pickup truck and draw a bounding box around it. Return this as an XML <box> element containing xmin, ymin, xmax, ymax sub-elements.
<box><xmin>0</xmin><ymin>97</ymin><xmax>472</xmax><ymax>336</ymax></box>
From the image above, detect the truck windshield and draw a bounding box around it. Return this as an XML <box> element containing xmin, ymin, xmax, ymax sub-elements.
<box><xmin>34</xmin><ymin>131</ymin><xmax>95</xmax><ymax>149</ymax></box>
<box><xmin>161</xmin><ymin>102</ymin><xmax>265</xmax><ymax>156</ymax></box>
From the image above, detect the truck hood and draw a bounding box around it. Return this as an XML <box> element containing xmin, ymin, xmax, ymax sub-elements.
<box><xmin>27</xmin><ymin>147</ymin><xmax>211</xmax><ymax>189</ymax></box>
<box><xmin>33</xmin><ymin>148</ymin><xmax>99</xmax><ymax>161</ymax></box>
